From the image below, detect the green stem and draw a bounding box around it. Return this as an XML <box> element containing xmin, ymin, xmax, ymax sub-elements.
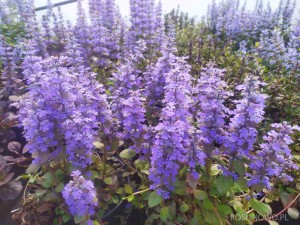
<box><xmin>204</xmin><ymin>157</ymin><xmax>212</xmax><ymax>190</ymax></box>
<box><xmin>243</xmin><ymin>187</ymin><xmax>254</xmax><ymax>210</ymax></box>
<box><xmin>122</xmin><ymin>188</ymin><xmax>150</xmax><ymax>200</ymax></box>
<box><xmin>205</xmin><ymin>158</ymin><xmax>212</xmax><ymax>175</ymax></box>
<box><xmin>119</xmin><ymin>157</ymin><xmax>138</xmax><ymax>173</ymax></box>
<box><xmin>102</xmin><ymin>153</ymin><xmax>107</xmax><ymax>180</ymax></box>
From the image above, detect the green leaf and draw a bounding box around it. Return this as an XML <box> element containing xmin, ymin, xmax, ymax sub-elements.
<box><xmin>210</xmin><ymin>164</ymin><xmax>221</xmax><ymax>176</ymax></box>
<box><xmin>203</xmin><ymin>198</ymin><xmax>214</xmax><ymax>210</ymax></box>
<box><xmin>29</xmin><ymin>176</ymin><xmax>37</xmax><ymax>183</ymax></box>
<box><xmin>141</xmin><ymin>169</ymin><xmax>150</xmax><ymax>175</ymax></box>
<box><xmin>287</xmin><ymin>208</ymin><xmax>299</xmax><ymax>219</ymax></box>
<box><xmin>233</xmin><ymin>160</ymin><xmax>245</xmax><ymax>176</ymax></box>
<box><xmin>148</xmin><ymin>191</ymin><xmax>163</xmax><ymax>208</ymax></box>
<box><xmin>53</xmin><ymin>218</ymin><xmax>59</xmax><ymax>225</ymax></box>
<box><xmin>43</xmin><ymin>191</ymin><xmax>61</xmax><ymax>204</ymax></box>
<box><xmin>116</xmin><ymin>187</ymin><xmax>124</xmax><ymax>195</ymax></box>
<box><xmin>250</xmin><ymin>198</ymin><xmax>272</xmax><ymax>217</ymax></box>
<box><xmin>74</xmin><ymin>215</ymin><xmax>85</xmax><ymax>224</ymax></box>
<box><xmin>176</xmin><ymin>216</ymin><xmax>184</xmax><ymax>223</ymax></box>
<box><xmin>160</xmin><ymin>207</ymin><xmax>169</xmax><ymax>223</ymax></box>
<box><xmin>179</xmin><ymin>166</ymin><xmax>188</xmax><ymax>177</ymax></box>
<box><xmin>193</xmin><ymin>209</ymin><xmax>202</xmax><ymax>221</ymax></box>
<box><xmin>280</xmin><ymin>192</ymin><xmax>292</xmax><ymax>208</ymax></box>
<box><xmin>193</xmin><ymin>190</ymin><xmax>208</xmax><ymax>200</ymax></box>
<box><xmin>93</xmin><ymin>141</ymin><xmax>104</xmax><ymax>149</ymax></box>
<box><xmin>134</xmin><ymin>159</ymin><xmax>149</xmax><ymax>170</ymax></box>
<box><xmin>55</xmin><ymin>182</ymin><xmax>65</xmax><ymax>192</ymax></box>
<box><xmin>174</xmin><ymin>180</ymin><xmax>186</xmax><ymax>195</ymax></box>
<box><xmin>203</xmin><ymin>209</ymin><xmax>225</xmax><ymax>225</ymax></box>
<box><xmin>120</xmin><ymin>149</ymin><xmax>136</xmax><ymax>159</ymax></box>
<box><xmin>104</xmin><ymin>177</ymin><xmax>113</xmax><ymax>185</ymax></box>
<box><xmin>235</xmin><ymin>207</ymin><xmax>247</xmax><ymax>221</ymax></box>
<box><xmin>169</xmin><ymin>201</ymin><xmax>176</xmax><ymax>217</ymax></box>
<box><xmin>186</xmin><ymin>172</ymin><xmax>198</xmax><ymax>189</ymax></box>
<box><xmin>268</xmin><ymin>221</ymin><xmax>279</xmax><ymax>225</ymax></box>
<box><xmin>286</xmin><ymin>188</ymin><xmax>298</xmax><ymax>194</ymax></box>
<box><xmin>93</xmin><ymin>222</ymin><xmax>101</xmax><ymax>225</ymax></box>
<box><xmin>294</xmin><ymin>155</ymin><xmax>300</xmax><ymax>162</ymax></box>
<box><xmin>127</xmin><ymin>195</ymin><xmax>135</xmax><ymax>202</ymax></box>
<box><xmin>229</xmin><ymin>199</ymin><xmax>243</xmax><ymax>211</ymax></box>
<box><xmin>216</xmin><ymin>175</ymin><xmax>233</xmax><ymax>195</ymax></box>
<box><xmin>90</xmin><ymin>170</ymin><xmax>101</xmax><ymax>179</ymax></box>
<box><xmin>112</xmin><ymin>195</ymin><xmax>119</xmax><ymax>204</ymax></box>
<box><xmin>217</xmin><ymin>204</ymin><xmax>232</xmax><ymax>216</ymax></box>
<box><xmin>252</xmin><ymin>183</ymin><xmax>265</xmax><ymax>192</ymax></box>
<box><xmin>55</xmin><ymin>207</ymin><xmax>62</xmax><ymax>215</ymax></box>
<box><xmin>180</xmin><ymin>203</ymin><xmax>190</xmax><ymax>213</ymax></box>
<box><xmin>190</xmin><ymin>218</ymin><xmax>199</xmax><ymax>225</ymax></box>
<box><xmin>248</xmin><ymin>212</ymin><xmax>256</xmax><ymax>220</ymax></box>
<box><xmin>62</xmin><ymin>214</ymin><xmax>71</xmax><ymax>223</ymax></box>
<box><xmin>8</xmin><ymin>95</ymin><xmax>20</xmax><ymax>102</ymax></box>
<box><xmin>234</xmin><ymin>178</ymin><xmax>248</xmax><ymax>192</ymax></box>
<box><xmin>124</xmin><ymin>184</ymin><xmax>133</xmax><ymax>194</ymax></box>
<box><xmin>111</xmin><ymin>137</ymin><xmax>120</xmax><ymax>152</ymax></box>
<box><xmin>42</xmin><ymin>171</ymin><xmax>56</xmax><ymax>188</ymax></box>
<box><xmin>54</xmin><ymin>169</ymin><xmax>65</xmax><ymax>181</ymax></box>
<box><xmin>145</xmin><ymin>213</ymin><xmax>160</xmax><ymax>224</ymax></box>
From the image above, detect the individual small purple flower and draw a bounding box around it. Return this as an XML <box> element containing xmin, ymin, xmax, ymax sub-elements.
<box><xmin>86</xmin><ymin>220</ymin><xmax>94</xmax><ymax>225</ymax></box>
<box><xmin>190</xmin><ymin>171</ymin><xmax>200</xmax><ymax>180</ymax></box>
<box><xmin>62</xmin><ymin>170</ymin><xmax>98</xmax><ymax>218</ymax></box>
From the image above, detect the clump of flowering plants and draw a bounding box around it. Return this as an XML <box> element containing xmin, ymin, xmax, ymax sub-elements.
<box><xmin>0</xmin><ymin>0</ymin><xmax>299</xmax><ymax>225</ymax></box>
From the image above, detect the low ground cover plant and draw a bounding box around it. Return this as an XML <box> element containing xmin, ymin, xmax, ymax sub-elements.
<box><xmin>0</xmin><ymin>0</ymin><xmax>300</xmax><ymax>224</ymax></box>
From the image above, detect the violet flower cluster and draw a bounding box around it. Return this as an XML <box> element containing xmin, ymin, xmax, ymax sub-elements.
<box><xmin>89</xmin><ymin>11</ymin><xmax>110</xmax><ymax>68</ymax></box>
<box><xmin>253</xmin><ymin>29</ymin><xmax>287</xmax><ymax>68</ymax></box>
<box><xmin>110</xmin><ymin>43</ymin><xmax>147</xmax><ymax>153</ymax></box>
<box><xmin>240</xmin><ymin>25</ymin><xmax>300</xmax><ymax>72</ymax></box>
<box><xmin>0</xmin><ymin>35</ymin><xmax>18</xmax><ymax>91</ymax></box>
<box><xmin>127</xmin><ymin>0</ymin><xmax>163</xmax><ymax>53</ymax></box>
<box><xmin>19</xmin><ymin>54</ymin><xmax>111</xmax><ymax>169</ymax></box>
<box><xmin>193</xmin><ymin>66</ymin><xmax>232</xmax><ymax>157</ymax></box>
<box><xmin>119</xmin><ymin>90</ymin><xmax>147</xmax><ymax>149</ymax></box>
<box><xmin>144</xmin><ymin>37</ymin><xmax>177</xmax><ymax>115</ymax></box>
<box><xmin>248</xmin><ymin>122</ymin><xmax>299</xmax><ymax>188</ymax></box>
<box><xmin>224</xmin><ymin>75</ymin><xmax>267</xmax><ymax>159</ymax></box>
<box><xmin>62</xmin><ymin>170</ymin><xmax>98</xmax><ymax>220</ymax></box>
<box><xmin>149</xmin><ymin>56</ymin><xmax>202</xmax><ymax>198</ymax></box>
<box><xmin>208</xmin><ymin>0</ymin><xmax>295</xmax><ymax>40</ymax></box>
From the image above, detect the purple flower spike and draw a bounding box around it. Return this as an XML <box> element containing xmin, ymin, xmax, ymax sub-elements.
<box><xmin>62</xmin><ymin>170</ymin><xmax>98</xmax><ymax>217</ymax></box>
